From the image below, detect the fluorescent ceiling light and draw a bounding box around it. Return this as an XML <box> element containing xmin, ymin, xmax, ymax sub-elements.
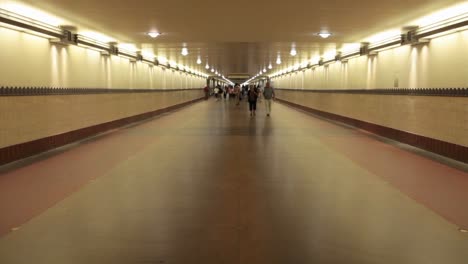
<box><xmin>0</xmin><ymin>8</ymin><xmax>64</xmax><ymax>38</ymax></box>
<box><xmin>80</xmin><ymin>31</ymin><xmax>115</xmax><ymax>43</ymax></box>
<box><xmin>147</xmin><ymin>32</ymin><xmax>160</xmax><ymax>38</ymax></box>
<box><xmin>0</xmin><ymin>3</ymin><xmax>64</xmax><ymax>26</ymax></box>
<box><xmin>323</xmin><ymin>50</ymin><xmax>337</xmax><ymax>61</ymax></box>
<box><xmin>158</xmin><ymin>57</ymin><xmax>168</xmax><ymax>64</ymax></box>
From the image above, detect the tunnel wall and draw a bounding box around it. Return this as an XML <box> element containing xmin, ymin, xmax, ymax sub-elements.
<box><xmin>272</xmin><ymin>30</ymin><xmax>468</xmax><ymax>163</ymax></box>
<box><xmin>272</xmin><ymin>30</ymin><xmax>468</xmax><ymax>89</ymax></box>
<box><xmin>0</xmin><ymin>27</ymin><xmax>206</xmax><ymax>89</ymax></box>
<box><xmin>275</xmin><ymin>90</ymin><xmax>467</xmax><ymax>162</ymax></box>
<box><xmin>0</xmin><ymin>89</ymin><xmax>204</xmax><ymax>165</ymax></box>
<box><xmin>0</xmin><ymin>27</ymin><xmax>205</xmax><ymax>165</ymax></box>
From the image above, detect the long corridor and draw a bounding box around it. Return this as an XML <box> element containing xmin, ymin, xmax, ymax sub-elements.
<box><xmin>0</xmin><ymin>99</ymin><xmax>467</xmax><ymax>264</ymax></box>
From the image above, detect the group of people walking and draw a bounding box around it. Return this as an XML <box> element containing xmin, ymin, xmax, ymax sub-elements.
<box><xmin>210</xmin><ymin>82</ymin><xmax>275</xmax><ymax>117</ymax></box>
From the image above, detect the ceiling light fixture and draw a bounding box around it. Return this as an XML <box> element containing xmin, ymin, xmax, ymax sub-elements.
<box><xmin>211</xmin><ymin>68</ymin><xmax>215</xmax><ymax>72</ymax></box>
<box><xmin>276</xmin><ymin>56</ymin><xmax>282</xmax><ymax>64</ymax></box>
<box><xmin>263</xmin><ymin>68</ymin><xmax>267</xmax><ymax>72</ymax></box>
<box><xmin>318</xmin><ymin>32</ymin><xmax>332</xmax><ymax>39</ymax></box>
<box><xmin>181</xmin><ymin>47</ymin><xmax>188</xmax><ymax>56</ymax></box>
<box><xmin>197</xmin><ymin>57</ymin><xmax>202</xmax><ymax>64</ymax></box>
<box><xmin>290</xmin><ymin>47</ymin><xmax>297</xmax><ymax>56</ymax></box>
<box><xmin>148</xmin><ymin>32</ymin><xmax>160</xmax><ymax>38</ymax></box>
<box><xmin>268</xmin><ymin>63</ymin><xmax>273</xmax><ymax>69</ymax></box>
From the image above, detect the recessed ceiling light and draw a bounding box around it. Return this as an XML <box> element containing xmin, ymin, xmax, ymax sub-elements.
<box><xmin>318</xmin><ymin>32</ymin><xmax>332</xmax><ymax>39</ymax></box>
<box><xmin>290</xmin><ymin>47</ymin><xmax>297</xmax><ymax>56</ymax></box>
<box><xmin>276</xmin><ymin>57</ymin><xmax>282</xmax><ymax>64</ymax></box>
<box><xmin>148</xmin><ymin>32</ymin><xmax>160</xmax><ymax>38</ymax></box>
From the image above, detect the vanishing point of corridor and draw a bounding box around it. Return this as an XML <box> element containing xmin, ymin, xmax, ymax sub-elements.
<box><xmin>1</xmin><ymin>100</ymin><xmax>467</xmax><ymax>264</ymax></box>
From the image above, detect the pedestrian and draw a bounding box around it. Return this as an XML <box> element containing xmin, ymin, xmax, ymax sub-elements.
<box><xmin>203</xmin><ymin>85</ymin><xmax>209</xmax><ymax>100</ymax></box>
<box><xmin>214</xmin><ymin>86</ymin><xmax>220</xmax><ymax>101</ymax></box>
<box><xmin>257</xmin><ymin>85</ymin><xmax>262</xmax><ymax>103</ymax></box>
<box><xmin>234</xmin><ymin>84</ymin><xmax>241</xmax><ymax>106</ymax></box>
<box><xmin>263</xmin><ymin>81</ymin><xmax>275</xmax><ymax>116</ymax></box>
<box><xmin>225</xmin><ymin>85</ymin><xmax>230</xmax><ymax>101</ymax></box>
<box><xmin>247</xmin><ymin>85</ymin><xmax>259</xmax><ymax>116</ymax></box>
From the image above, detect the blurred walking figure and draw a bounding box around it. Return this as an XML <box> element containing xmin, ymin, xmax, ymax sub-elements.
<box><xmin>203</xmin><ymin>85</ymin><xmax>209</xmax><ymax>100</ymax></box>
<box><xmin>247</xmin><ymin>85</ymin><xmax>259</xmax><ymax>116</ymax></box>
<box><xmin>214</xmin><ymin>85</ymin><xmax>220</xmax><ymax>101</ymax></box>
<box><xmin>257</xmin><ymin>85</ymin><xmax>263</xmax><ymax>103</ymax></box>
<box><xmin>234</xmin><ymin>84</ymin><xmax>241</xmax><ymax>106</ymax></box>
<box><xmin>263</xmin><ymin>82</ymin><xmax>275</xmax><ymax>116</ymax></box>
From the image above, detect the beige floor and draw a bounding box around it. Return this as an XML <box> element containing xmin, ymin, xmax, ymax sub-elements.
<box><xmin>0</xmin><ymin>99</ymin><xmax>467</xmax><ymax>264</ymax></box>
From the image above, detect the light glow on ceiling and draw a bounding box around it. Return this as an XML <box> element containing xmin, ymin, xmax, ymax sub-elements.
<box><xmin>197</xmin><ymin>57</ymin><xmax>202</xmax><ymax>64</ymax></box>
<box><xmin>118</xmin><ymin>43</ymin><xmax>139</xmax><ymax>52</ymax></box>
<box><xmin>181</xmin><ymin>47</ymin><xmax>188</xmax><ymax>56</ymax></box>
<box><xmin>0</xmin><ymin>2</ymin><xmax>65</xmax><ymax>26</ymax></box>
<box><xmin>318</xmin><ymin>32</ymin><xmax>332</xmax><ymax>38</ymax></box>
<box><xmin>364</xmin><ymin>29</ymin><xmax>402</xmax><ymax>44</ymax></box>
<box><xmin>80</xmin><ymin>31</ymin><xmax>116</xmax><ymax>43</ymax></box>
<box><xmin>290</xmin><ymin>47</ymin><xmax>297</xmax><ymax>56</ymax></box>
<box><xmin>158</xmin><ymin>57</ymin><xmax>168</xmax><ymax>64</ymax></box>
<box><xmin>147</xmin><ymin>32</ymin><xmax>160</xmax><ymax>38</ymax></box>
<box><xmin>268</xmin><ymin>63</ymin><xmax>273</xmax><ymax>69</ymax></box>
<box><xmin>310</xmin><ymin>56</ymin><xmax>321</xmax><ymax>65</ymax></box>
<box><xmin>276</xmin><ymin>56</ymin><xmax>282</xmax><ymax>64</ymax></box>
<box><xmin>411</xmin><ymin>2</ymin><xmax>468</xmax><ymax>28</ymax></box>
<box><xmin>340</xmin><ymin>43</ymin><xmax>361</xmax><ymax>54</ymax></box>
<box><xmin>323</xmin><ymin>50</ymin><xmax>337</xmax><ymax>61</ymax></box>
<box><xmin>205</xmin><ymin>64</ymin><xmax>210</xmax><ymax>69</ymax></box>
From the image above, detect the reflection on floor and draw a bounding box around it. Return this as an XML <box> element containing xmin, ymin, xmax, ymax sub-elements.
<box><xmin>0</xmin><ymin>99</ymin><xmax>467</xmax><ymax>264</ymax></box>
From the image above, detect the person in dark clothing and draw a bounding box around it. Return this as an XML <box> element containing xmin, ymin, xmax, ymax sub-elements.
<box><xmin>247</xmin><ymin>85</ymin><xmax>259</xmax><ymax>116</ymax></box>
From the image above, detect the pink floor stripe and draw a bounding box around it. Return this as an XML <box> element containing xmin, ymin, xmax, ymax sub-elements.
<box><xmin>0</xmin><ymin>126</ymin><xmax>160</xmax><ymax>237</ymax></box>
<box><xmin>317</xmin><ymin>123</ymin><xmax>468</xmax><ymax>229</ymax></box>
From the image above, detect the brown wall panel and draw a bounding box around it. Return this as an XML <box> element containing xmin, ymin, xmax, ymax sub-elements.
<box><xmin>275</xmin><ymin>89</ymin><xmax>467</xmax><ymax>164</ymax></box>
<box><xmin>0</xmin><ymin>89</ymin><xmax>203</xmax><ymax>166</ymax></box>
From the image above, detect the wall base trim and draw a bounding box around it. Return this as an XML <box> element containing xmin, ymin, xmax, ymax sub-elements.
<box><xmin>276</xmin><ymin>98</ymin><xmax>468</xmax><ymax>164</ymax></box>
<box><xmin>0</xmin><ymin>97</ymin><xmax>203</xmax><ymax>166</ymax></box>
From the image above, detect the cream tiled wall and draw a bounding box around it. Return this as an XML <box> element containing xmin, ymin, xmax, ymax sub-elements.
<box><xmin>272</xmin><ymin>30</ymin><xmax>467</xmax><ymax>147</ymax></box>
<box><xmin>0</xmin><ymin>90</ymin><xmax>203</xmax><ymax>148</ymax></box>
<box><xmin>276</xmin><ymin>90</ymin><xmax>468</xmax><ymax>147</ymax></box>
<box><xmin>0</xmin><ymin>26</ymin><xmax>206</xmax><ymax>149</ymax></box>
<box><xmin>272</xmin><ymin>30</ymin><xmax>468</xmax><ymax>89</ymax></box>
<box><xmin>0</xmin><ymin>27</ymin><xmax>207</xmax><ymax>89</ymax></box>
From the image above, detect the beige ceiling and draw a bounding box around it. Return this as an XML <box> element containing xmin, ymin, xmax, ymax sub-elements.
<box><xmin>15</xmin><ymin>0</ymin><xmax>466</xmax><ymax>78</ymax></box>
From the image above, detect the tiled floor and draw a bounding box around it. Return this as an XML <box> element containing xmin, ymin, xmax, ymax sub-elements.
<box><xmin>0</xmin><ymin>99</ymin><xmax>467</xmax><ymax>264</ymax></box>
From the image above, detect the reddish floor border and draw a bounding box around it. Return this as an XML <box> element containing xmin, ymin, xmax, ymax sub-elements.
<box><xmin>276</xmin><ymin>98</ymin><xmax>467</xmax><ymax>164</ymax></box>
<box><xmin>0</xmin><ymin>97</ymin><xmax>204</xmax><ymax>166</ymax></box>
